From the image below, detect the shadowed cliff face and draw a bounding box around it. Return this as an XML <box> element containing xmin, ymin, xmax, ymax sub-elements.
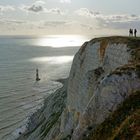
<box><xmin>13</xmin><ymin>37</ymin><xmax>140</xmax><ymax>140</ymax></box>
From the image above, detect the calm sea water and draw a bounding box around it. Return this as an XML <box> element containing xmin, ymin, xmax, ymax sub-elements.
<box><xmin>0</xmin><ymin>35</ymin><xmax>88</xmax><ymax>139</ymax></box>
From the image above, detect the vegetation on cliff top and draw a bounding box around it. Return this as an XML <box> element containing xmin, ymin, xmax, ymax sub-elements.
<box><xmin>90</xmin><ymin>36</ymin><xmax>140</xmax><ymax>45</ymax></box>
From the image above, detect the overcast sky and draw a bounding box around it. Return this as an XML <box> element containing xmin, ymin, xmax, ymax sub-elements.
<box><xmin>0</xmin><ymin>0</ymin><xmax>140</xmax><ymax>36</ymax></box>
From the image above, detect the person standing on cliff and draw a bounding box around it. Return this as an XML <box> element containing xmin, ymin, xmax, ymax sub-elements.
<box><xmin>129</xmin><ymin>28</ymin><xmax>133</xmax><ymax>36</ymax></box>
<box><xmin>134</xmin><ymin>29</ymin><xmax>137</xmax><ymax>37</ymax></box>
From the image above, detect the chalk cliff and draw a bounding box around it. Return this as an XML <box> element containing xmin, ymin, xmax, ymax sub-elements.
<box><xmin>14</xmin><ymin>36</ymin><xmax>140</xmax><ymax>140</ymax></box>
<box><xmin>60</xmin><ymin>36</ymin><xmax>140</xmax><ymax>140</ymax></box>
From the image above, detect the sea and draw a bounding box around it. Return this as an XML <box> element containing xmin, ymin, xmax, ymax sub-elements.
<box><xmin>0</xmin><ymin>35</ymin><xmax>89</xmax><ymax>139</ymax></box>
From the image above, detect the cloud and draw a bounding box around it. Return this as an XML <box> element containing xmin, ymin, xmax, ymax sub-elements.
<box><xmin>20</xmin><ymin>5</ymin><xmax>44</xmax><ymax>13</ymax></box>
<box><xmin>34</xmin><ymin>0</ymin><xmax>46</xmax><ymax>5</ymax></box>
<box><xmin>97</xmin><ymin>14</ymin><xmax>140</xmax><ymax>29</ymax></box>
<box><xmin>21</xmin><ymin>5</ymin><xmax>64</xmax><ymax>15</ymax></box>
<box><xmin>0</xmin><ymin>5</ymin><xmax>15</xmax><ymax>13</ymax></box>
<box><xmin>1</xmin><ymin>19</ymin><xmax>67</xmax><ymax>28</ymax></box>
<box><xmin>28</xmin><ymin>5</ymin><xmax>44</xmax><ymax>12</ymax></box>
<box><xmin>0</xmin><ymin>18</ymin><xmax>28</xmax><ymax>25</ymax></box>
<box><xmin>60</xmin><ymin>0</ymin><xmax>71</xmax><ymax>3</ymax></box>
<box><xmin>100</xmin><ymin>14</ymin><xmax>140</xmax><ymax>23</ymax></box>
<box><xmin>75</xmin><ymin>8</ymin><xmax>140</xmax><ymax>23</ymax></box>
<box><xmin>75</xmin><ymin>8</ymin><xmax>140</xmax><ymax>29</ymax></box>
<box><xmin>0</xmin><ymin>18</ymin><xmax>29</xmax><ymax>31</ymax></box>
<box><xmin>75</xmin><ymin>8</ymin><xmax>100</xmax><ymax>18</ymax></box>
<box><xmin>39</xmin><ymin>21</ymin><xmax>67</xmax><ymax>28</ymax></box>
<box><xmin>20</xmin><ymin>1</ymin><xmax>46</xmax><ymax>13</ymax></box>
<box><xmin>20</xmin><ymin>1</ymin><xmax>64</xmax><ymax>15</ymax></box>
<box><xmin>80</xmin><ymin>23</ymin><xmax>93</xmax><ymax>30</ymax></box>
<box><xmin>47</xmin><ymin>8</ymin><xmax>64</xmax><ymax>15</ymax></box>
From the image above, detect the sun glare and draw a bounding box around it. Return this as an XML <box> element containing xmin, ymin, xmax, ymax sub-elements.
<box><xmin>30</xmin><ymin>56</ymin><xmax>73</xmax><ymax>64</ymax></box>
<box><xmin>36</xmin><ymin>35</ymin><xmax>88</xmax><ymax>48</ymax></box>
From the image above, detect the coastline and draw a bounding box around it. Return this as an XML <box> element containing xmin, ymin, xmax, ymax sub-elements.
<box><xmin>7</xmin><ymin>79</ymin><xmax>66</xmax><ymax>140</ymax></box>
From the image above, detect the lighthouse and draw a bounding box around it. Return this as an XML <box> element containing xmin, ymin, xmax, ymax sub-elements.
<box><xmin>36</xmin><ymin>68</ymin><xmax>41</xmax><ymax>81</ymax></box>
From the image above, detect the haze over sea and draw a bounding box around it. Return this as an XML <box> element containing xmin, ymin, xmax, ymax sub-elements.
<box><xmin>0</xmin><ymin>35</ymin><xmax>89</xmax><ymax>139</ymax></box>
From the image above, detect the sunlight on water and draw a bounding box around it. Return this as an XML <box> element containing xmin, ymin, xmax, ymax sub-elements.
<box><xmin>0</xmin><ymin>35</ymin><xmax>88</xmax><ymax>140</ymax></box>
<box><xmin>36</xmin><ymin>35</ymin><xmax>88</xmax><ymax>48</ymax></box>
<box><xmin>30</xmin><ymin>56</ymin><xmax>73</xmax><ymax>64</ymax></box>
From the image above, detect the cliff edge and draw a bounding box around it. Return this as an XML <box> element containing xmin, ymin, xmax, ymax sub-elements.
<box><xmin>14</xmin><ymin>36</ymin><xmax>140</xmax><ymax>140</ymax></box>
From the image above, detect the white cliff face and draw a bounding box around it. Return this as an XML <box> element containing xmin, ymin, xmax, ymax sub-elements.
<box><xmin>67</xmin><ymin>41</ymin><xmax>130</xmax><ymax>112</ymax></box>
<box><xmin>60</xmin><ymin>37</ymin><xmax>133</xmax><ymax>136</ymax></box>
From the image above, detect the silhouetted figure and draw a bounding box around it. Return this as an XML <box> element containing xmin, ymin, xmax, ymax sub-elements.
<box><xmin>134</xmin><ymin>29</ymin><xmax>137</xmax><ymax>37</ymax></box>
<box><xmin>36</xmin><ymin>68</ymin><xmax>40</xmax><ymax>81</ymax></box>
<box><xmin>129</xmin><ymin>28</ymin><xmax>133</xmax><ymax>37</ymax></box>
<box><xmin>129</xmin><ymin>29</ymin><xmax>131</xmax><ymax>36</ymax></box>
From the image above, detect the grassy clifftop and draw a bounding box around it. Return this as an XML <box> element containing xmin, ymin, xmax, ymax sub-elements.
<box><xmin>90</xmin><ymin>36</ymin><xmax>140</xmax><ymax>45</ymax></box>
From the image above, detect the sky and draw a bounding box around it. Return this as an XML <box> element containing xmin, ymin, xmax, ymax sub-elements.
<box><xmin>0</xmin><ymin>0</ymin><xmax>140</xmax><ymax>36</ymax></box>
